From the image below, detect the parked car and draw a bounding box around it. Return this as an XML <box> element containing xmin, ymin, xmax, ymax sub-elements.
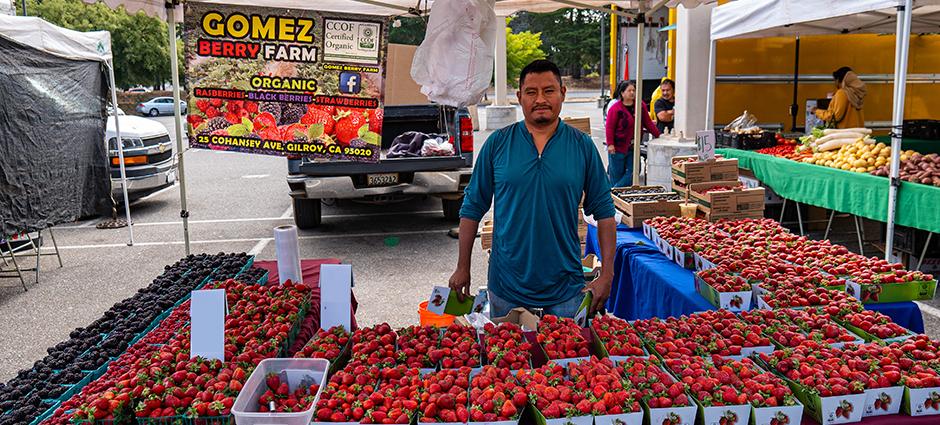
<box><xmin>136</xmin><ymin>97</ymin><xmax>187</xmax><ymax>117</ymax></box>
<box><xmin>106</xmin><ymin>115</ymin><xmax>177</xmax><ymax>199</ymax></box>
<box><xmin>125</xmin><ymin>87</ymin><xmax>150</xmax><ymax>93</ymax></box>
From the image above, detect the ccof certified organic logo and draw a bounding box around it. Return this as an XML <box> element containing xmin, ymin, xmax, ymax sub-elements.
<box><xmin>359</xmin><ymin>26</ymin><xmax>376</xmax><ymax>49</ymax></box>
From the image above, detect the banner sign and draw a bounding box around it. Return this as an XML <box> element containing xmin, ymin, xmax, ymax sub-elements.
<box><xmin>184</xmin><ymin>3</ymin><xmax>388</xmax><ymax>162</ymax></box>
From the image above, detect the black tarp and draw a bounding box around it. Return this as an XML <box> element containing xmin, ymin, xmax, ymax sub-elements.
<box><xmin>0</xmin><ymin>36</ymin><xmax>112</xmax><ymax>237</ymax></box>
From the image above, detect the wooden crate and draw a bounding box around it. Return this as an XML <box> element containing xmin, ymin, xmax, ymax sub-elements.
<box><xmin>563</xmin><ymin>116</ymin><xmax>592</xmax><ymax>135</ymax></box>
<box><xmin>612</xmin><ymin>193</ymin><xmax>682</xmax><ymax>228</ymax></box>
<box><xmin>480</xmin><ymin>219</ymin><xmax>493</xmax><ymax>250</ymax></box>
<box><xmin>689</xmin><ymin>181</ymin><xmax>765</xmax><ymax>215</ymax></box>
<box><xmin>671</xmin><ymin>155</ymin><xmax>739</xmax><ymax>184</ymax></box>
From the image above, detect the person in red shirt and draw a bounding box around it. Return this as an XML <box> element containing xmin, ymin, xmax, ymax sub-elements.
<box><xmin>605</xmin><ymin>80</ymin><xmax>660</xmax><ymax>187</ymax></box>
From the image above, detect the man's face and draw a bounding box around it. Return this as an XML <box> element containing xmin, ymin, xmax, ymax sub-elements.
<box><xmin>517</xmin><ymin>71</ymin><xmax>566</xmax><ymax>126</ymax></box>
<box><xmin>661</xmin><ymin>84</ymin><xmax>674</xmax><ymax>101</ymax></box>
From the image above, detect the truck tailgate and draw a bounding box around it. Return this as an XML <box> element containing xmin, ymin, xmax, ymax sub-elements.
<box><xmin>297</xmin><ymin>154</ymin><xmax>468</xmax><ymax>176</ymax></box>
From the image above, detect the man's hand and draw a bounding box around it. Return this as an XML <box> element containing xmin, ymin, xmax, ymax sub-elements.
<box><xmin>583</xmin><ymin>273</ymin><xmax>612</xmax><ymax>314</ymax></box>
<box><xmin>449</xmin><ymin>267</ymin><xmax>472</xmax><ymax>302</ymax></box>
<box><xmin>606</xmin><ymin>144</ymin><xmax>616</xmax><ymax>154</ymax></box>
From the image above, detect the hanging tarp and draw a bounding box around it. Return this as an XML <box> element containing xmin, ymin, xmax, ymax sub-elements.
<box><xmin>711</xmin><ymin>0</ymin><xmax>940</xmax><ymax>40</ymax></box>
<box><xmin>0</xmin><ymin>35</ymin><xmax>111</xmax><ymax>236</ymax></box>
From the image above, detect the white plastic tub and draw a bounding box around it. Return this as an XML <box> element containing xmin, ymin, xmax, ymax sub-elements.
<box><xmin>232</xmin><ymin>358</ymin><xmax>329</xmax><ymax>425</ymax></box>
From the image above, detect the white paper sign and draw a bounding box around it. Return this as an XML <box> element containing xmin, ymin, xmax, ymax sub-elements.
<box><xmin>696</xmin><ymin>130</ymin><xmax>716</xmax><ymax>161</ymax></box>
<box><xmin>323</xmin><ymin>19</ymin><xmax>381</xmax><ymax>65</ymax></box>
<box><xmin>319</xmin><ymin>264</ymin><xmax>352</xmax><ymax>331</ymax></box>
<box><xmin>190</xmin><ymin>289</ymin><xmax>226</xmax><ymax>361</ymax></box>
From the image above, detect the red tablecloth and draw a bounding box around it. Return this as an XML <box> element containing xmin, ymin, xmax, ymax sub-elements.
<box><xmin>253</xmin><ymin>259</ymin><xmax>358</xmax><ymax>355</ymax></box>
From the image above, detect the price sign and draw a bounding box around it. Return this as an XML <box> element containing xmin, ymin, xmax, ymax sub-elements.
<box><xmin>696</xmin><ymin>130</ymin><xmax>716</xmax><ymax>161</ymax></box>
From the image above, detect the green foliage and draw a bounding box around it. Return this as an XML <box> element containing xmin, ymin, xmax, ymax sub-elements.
<box><xmin>389</xmin><ymin>17</ymin><xmax>427</xmax><ymax>46</ymax></box>
<box><xmin>18</xmin><ymin>0</ymin><xmax>179</xmax><ymax>89</ymax></box>
<box><xmin>506</xmin><ymin>24</ymin><xmax>546</xmax><ymax>88</ymax></box>
<box><xmin>510</xmin><ymin>9</ymin><xmax>603</xmax><ymax>78</ymax></box>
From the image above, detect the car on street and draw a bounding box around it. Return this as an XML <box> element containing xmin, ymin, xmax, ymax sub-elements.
<box><xmin>106</xmin><ymin>115</ymin><xmax>177</xmax><ymax>199</ymax></box>
<box><xmin>136</xmin><ymin>97</ymin><xmax>187</xmax><ymax>117</ymax></box>
<box><xmin>125</xmin><ymin>87</ymin><xmax>150</xmax><ymax>93</ymax></box>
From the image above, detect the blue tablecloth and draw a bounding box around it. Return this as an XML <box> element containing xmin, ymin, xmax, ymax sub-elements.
<box><xmin>585</xmin><ymin>224</ymin><xmax>925</xmax><ymax>333</ymax></box>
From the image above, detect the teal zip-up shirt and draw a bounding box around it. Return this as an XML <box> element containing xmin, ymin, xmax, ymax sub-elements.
<box><xmin>460</xmin><ymin>120</ymin><xmax>615</xmax><ymax>307</ymax></box>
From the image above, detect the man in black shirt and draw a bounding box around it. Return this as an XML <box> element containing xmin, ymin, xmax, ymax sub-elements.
<box><xmin>654</xmin><ymin>79</ymin><xmax>675</xmax><ymax>133</ymax></box>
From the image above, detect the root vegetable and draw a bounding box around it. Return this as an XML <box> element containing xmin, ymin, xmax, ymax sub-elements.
<box><xmin>823</xmin><ymin>128</ymin><xmax>872</xmax><ymax>136</ymax></box>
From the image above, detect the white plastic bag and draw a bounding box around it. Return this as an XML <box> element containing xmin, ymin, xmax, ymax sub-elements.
<box><xmin>421</xmin><ymin>137</ymin><xmax>455</xmax><ymax>157</ymax></box>
<box><xmin>411</xmin><ymin>0</ymin><xmax>497</xmax><ymax>107</ymax></box>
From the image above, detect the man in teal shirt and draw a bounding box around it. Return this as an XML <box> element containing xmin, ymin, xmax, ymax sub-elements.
<box><xmin>449</xmin><ymin>60</ymin><xmax>618</xmax><ymax>318</ymax></box>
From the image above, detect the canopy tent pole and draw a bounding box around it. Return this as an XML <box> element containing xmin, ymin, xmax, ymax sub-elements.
<box><xmin>632</xmin><ymin>15</ymin><xmax>645</xmax><ymax>185</ymax></box>
<box><xmin>790</xmin><ymin>37</ymin><xmax>800</xmax><ymax>132</ymax></box>
<box><xmin>885</xmin><ymin>0</ymin><xmax>913</xmax><ymax>260</ymax></box>
<box><xmin>609</xmin><ymin>5</ymin><xmax>618</xmax><ymax>95</ymax></box>
<box><xmin>705</xmin><ymin>39</ymin><xmax>715</xmax><ymax>130</ymax></box>
<box><xmin>106</xmin><ymin>60</ymin><xmax>135</xmax><ymax>245</ymax></box>
<box><xmin>166</xmin><ymin>4</ymin><xmax>191</xmax><ymax>255</ymax></box>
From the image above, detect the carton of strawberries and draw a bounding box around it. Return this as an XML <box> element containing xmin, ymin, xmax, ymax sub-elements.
<box><xmin>536</xmin><ymin>315</ymin><xmax>592</xmax><ymax>366</ymax></box>
<box><xmin>616</xmin><ymin>356</ymin><xmax>697</xmax><ymax>425</ymax></box>
<box><xmin>468</xmin><ymin>366</ymin><xmax>527</xmax><ymax>425</ymax></box>
<box><xmin>481</xmin><ymin>322</ymin><xmax>532</xmax><ymax>370</ymax></box>
<box><xmin>567</xmin><ymin>357</ymin><xmax>643</xmax><ymax>425</ymax></box>
<box><xmin>516</xmin><ymin>363</ymin><xmax>592</xmax><ymax>425</ymax></box>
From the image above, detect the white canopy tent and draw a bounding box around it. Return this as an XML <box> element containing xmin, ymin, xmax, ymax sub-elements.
<box><xmin>82</xmin><ymin>0</ymin><xmax>710</xmax><ymax>254</ymax></box>
<box><xmin>708</xmin><ymin>0</ymin><xmax>940</xmax><ymax>260</ymax></box>
<box><xmin>0</xmin><ymin>14</ymin><xmax>135</xmax><ymax>244</ymax></box>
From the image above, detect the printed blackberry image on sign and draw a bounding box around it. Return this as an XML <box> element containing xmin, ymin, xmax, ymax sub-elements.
<box><xmin>183</xmin><ymin>3</ymin><xmax>388</xmax><ymax>163</ymax></box>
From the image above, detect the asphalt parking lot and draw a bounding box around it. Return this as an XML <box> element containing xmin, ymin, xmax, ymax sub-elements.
<box><xmin>2</xmin><ymin>100</ymin><xmax>939</xmax><ymax>381</ymax></box>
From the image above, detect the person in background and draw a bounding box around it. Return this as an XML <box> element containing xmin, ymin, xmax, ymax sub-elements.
<box><xmin>813</xmin><ymin>66</ymin><xmax>866</xmax><ymax>129</ymax></box>
<box><xmin>450</xmin><ymin>59</ymin><xmax>617</xmax><ymax>318</ymax></box>
<box><xmin>605</xmin><ymin>80</ymin><xmax>660</xmax><ymax>187</ymax></box>
<box><xmin>654</xmin><ymin>79</ymin><xmax>676</xmax><ymax>133</ymax></box>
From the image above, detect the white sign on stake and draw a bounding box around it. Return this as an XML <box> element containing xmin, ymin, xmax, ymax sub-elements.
<box><xmin>696</xmin><ymin>130</ymin><xmax>716</xmax><ymax>161</ymax></box>
<box><xmin>319</xmin><ymin>264</ymin><xmax>352</xmax><ymax>331</ymax></box>
<box><xmin>190</xmin><ymin>289</ymin><xmax>226</xmax><ymax>361</ymax></box>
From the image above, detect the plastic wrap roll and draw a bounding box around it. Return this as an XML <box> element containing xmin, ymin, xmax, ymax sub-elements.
<box><xmin>274</xmin><ymin>225</ymin><xmax>302</xmax><ymax>285</ymax></box>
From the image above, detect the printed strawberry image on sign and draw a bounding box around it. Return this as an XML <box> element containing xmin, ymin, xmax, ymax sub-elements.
<box><xmin>184</xmin><ymin>3</ymin><xmax>387</xmax><ymax>162</ymax></box>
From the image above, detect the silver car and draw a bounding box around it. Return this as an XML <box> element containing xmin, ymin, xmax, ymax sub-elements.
<box><xmin>136</xmin><ymin>97</ymin><xmax>187</xmax><ymax>117</ymax></box>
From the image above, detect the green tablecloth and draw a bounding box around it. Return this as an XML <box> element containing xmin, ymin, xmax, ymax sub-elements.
<box><xmin>717</xmin><ymin>148</ymin><xmax>940</xmax><ymax>234</ymax></box>
<box><xmin>873</xmin><ymin>136</ymin><xmax>940</xmax><ymax>155</ymax></box>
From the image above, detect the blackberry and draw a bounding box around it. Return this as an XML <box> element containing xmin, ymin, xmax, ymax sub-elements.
<box><xmin>198</xmin><ymin>117</ymin><xmax>229</xmax><ymax>137</ymax></box>
<box><xmin>260</xmin><ymin>102</ymin><xmax>282</xmax><ymax>123</ymax></box>
<box><xmin>279</xmin><ymin>103</ymin><xmax>306</xmax><ymax>125</ymax></box>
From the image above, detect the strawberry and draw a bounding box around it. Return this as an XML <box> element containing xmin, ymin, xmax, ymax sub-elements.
<box><xmin>195</xmin><ymin>99</ymin><xmax>210</xmax><ymax>112</ymax></box>
<box><xmin>368</xmin><ymin>108</ymin><xmax>384</xmax><ymax>134</ymax></box>
<box><xmin>536</xmin><ymin>315</ymin><xmax>590</xmax><ymax>360</ymax></box>
<box><xmin>334</xmin><ymin>109</ymin><xmax>368</xmax><ymax>145</ymax></box>
<box><xmin>301</xmin><ymin>108</ymin><xmax>336</xmax><ymax>135</ymax></box>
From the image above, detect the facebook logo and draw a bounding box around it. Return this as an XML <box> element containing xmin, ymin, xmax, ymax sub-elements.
<box><xmin>339</xmin><ymin>72</ymin><xmax>361</xmax><ymax>94</ymax></box>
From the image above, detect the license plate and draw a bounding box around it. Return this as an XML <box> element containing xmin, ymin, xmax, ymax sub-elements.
<box><xmin>367</xmin><ymin>173</ymin><xmax>399</xmax><ymax>186</ymax></box>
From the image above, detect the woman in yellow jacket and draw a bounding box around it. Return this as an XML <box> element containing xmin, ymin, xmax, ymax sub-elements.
<box><xmin>814</xmin><ymin>66</ymin><xmax>866</xmax><ymax>129</ymax></box>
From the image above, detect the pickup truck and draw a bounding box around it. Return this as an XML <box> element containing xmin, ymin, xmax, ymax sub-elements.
<box><xmin>286</xmin><ymin>105</ymin><xmax>473</xmax><ymax>228</ymax></box>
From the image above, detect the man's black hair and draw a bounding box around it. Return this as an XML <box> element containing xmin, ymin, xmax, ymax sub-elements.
<box><xmin>833</xmin><ymin>66</ymin><xmax>853</xmax><ymax>83</ymax></box>
<box><xmin>519</xmin><ymin>59</ymin><xmax>563</xmax><ymax>89</ymax></box>
<box><xmin>661</xmin><ymin>78</ymin><xmax>675</xmax><ymax>89</ymax></box>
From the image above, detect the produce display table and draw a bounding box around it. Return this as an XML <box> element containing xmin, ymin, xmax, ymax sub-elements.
<box><xmin>253</xmin><ymin>258</ymin><xmax>359</xmax><ymax>355</ymax></box>
<box><xmin>716</xmin><ymin>148</ymin><xmax>940</xmax><ymax>234</ymax></box>
<box><xmin>584</xmin><ymin>224</ymin><xmax>925</xmax><ymax>333</ymax></box>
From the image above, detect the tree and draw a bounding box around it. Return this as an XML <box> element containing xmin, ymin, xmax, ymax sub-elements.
<box><xmin>510</xmin><ymin>9</ymin><xmax>603</xmax><ymax>78</ymax></box>
<box><xmin>506</xmin><ymin>21</ymin><xmax>546</xmax><ymax>88</ymax></box>
<box><xmin>389</xmin><ymin>17</ymin><xmax>427</xmax><ymax>46</ymax></box>
<box><xmin>17</xmin><ymin>0</ymin><xmax>178</xmax><ymax>89</ymax></box>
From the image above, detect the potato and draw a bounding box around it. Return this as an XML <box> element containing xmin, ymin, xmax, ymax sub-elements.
<box><xmin>933</xmin><ymin>176</ymin><xmax>940</xmax><ymax>186</ymax></box>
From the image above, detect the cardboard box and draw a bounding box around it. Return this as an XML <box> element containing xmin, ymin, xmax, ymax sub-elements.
<box><xmin>671</xmin><ymin>155</ymin><xmax>738</xmax><ymax>184</ymax></box>
<box><xmin>690</xmin><ymin>181</ymin><xmax>765</xmax><ymax>215</ymax></box>
<box><xmin>694</xmin><ymin>274</ymin><xmax>752</xmax><ymax>312</ymax></box>
<box><xmin>491</xmin><ymin>308</ymin><xmax>540</xmax><ymax>332</ymax></box>
<box><xmin>901</xmin><ymin>386</ymin><xmax>940</xmax><ymax>416</ymax></box>
<box><xmin>752</xmin><ymin>404</ymin><xmax>805</xmax><ymax>425</ymax></box>
<box><xmin>845</xmin><ymin>279</ymin><xmax>938</xmax><ymax>304</ymax></box>
<box><xmin>699</xmin><ymin>209</ymin><xmax>765</xmax><ymax>223</ymax></box>
<box><xmin>862</xmin><ymin>386</ymin><xmax>904</xmax><ymax>417</ymax></box>
<box><xmin>563</xmin><ymin>117</ymin><xmax>591</xmax><ymax>135</ymax></box>
<box><xmin>789</xmin><ymin>382</ymin><xmax>866</xmax><ymax>424</ymax></box>
<box><xmin>582</xmin><ymin>254</ymin><xmax>601</xmax><ymax>281</ymax></box>
<box><xmin>611</xmin><ymin>193</ymin><xmax>682</xmax><ymax>228</ymax></box>
<box><xmin>384</xmin><ymin>44</ymin><xmax>429</xmax><ymax>106</ymax></box>
<box><xmin>480</xmin><ymin>220</ymin><xmax>493</xmax><ymax>250</ymax></box>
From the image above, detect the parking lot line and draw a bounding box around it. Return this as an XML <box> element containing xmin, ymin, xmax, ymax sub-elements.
<box><xmin>40</xmin><ymin>229</ymin><xmax>446</xmax><ymax>251</ymax></box>
<box><xmin>56</xmin><ymin>210</ymin><xmax>445</xmax><ymax>229</ymax></box>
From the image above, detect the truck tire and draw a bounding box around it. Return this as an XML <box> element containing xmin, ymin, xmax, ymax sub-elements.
<box><xmin>293</xmin><ymin>198</ymin><xmax>322</xmax><ymax>229</ymax></box>
<box><xmin>442</xmin><ymin>197</ymin><xmax>463</xmax><ymax>222</ymax></box>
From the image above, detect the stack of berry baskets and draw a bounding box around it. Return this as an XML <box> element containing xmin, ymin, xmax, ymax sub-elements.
<box><xmin>589</xmin><ymin>316</ymin><xmax>648</xmax><ymax>361</ymax></box>
<box><xmin>480</xmin><ymin>322</ymin><xmax>533</xmax><ymax>373</ymax></box>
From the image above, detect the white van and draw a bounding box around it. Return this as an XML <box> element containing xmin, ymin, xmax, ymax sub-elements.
<box><xmin>106</xmin><ymin>115</ymin><xmax>176</xmax><ymax>198</ymax></box>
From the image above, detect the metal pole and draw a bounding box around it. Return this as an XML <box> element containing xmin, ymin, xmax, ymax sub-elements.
<box><xmin>705</xmin><ymin>40</ymin><xmax>716</xmax><ymax>130</ymax></box>
<box><xmin>21</xmin><ymin>0</ymin><xmax>26</xmax><ymax>16</ymax></box>
<box><xmin>107</xmin><ymin>61</ymin><xmax>135</xmax><ymax>246</ymax></box>
<box><xmin>632</xmin><ymin>16</ymin><xmax>645</xmax><ymax>185</ymax></box>
<box><xmin>885</xmin><ymin>0</ymin><xmax>912</xmax><ymax>261</ymax></box>
<box><xmin>167</xmin><ymin>5</ymin><xmax>191</xmax><ymax>255</ymax></box>
<box><xmin>790</xmin><ymin>37</ymin><xmax>800</xmax><ymax>132</ymax></box>
<box><xmin>600</xmin><ymin>14</ymin><xmax>605</xmax><ymax>99</ymax></box>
